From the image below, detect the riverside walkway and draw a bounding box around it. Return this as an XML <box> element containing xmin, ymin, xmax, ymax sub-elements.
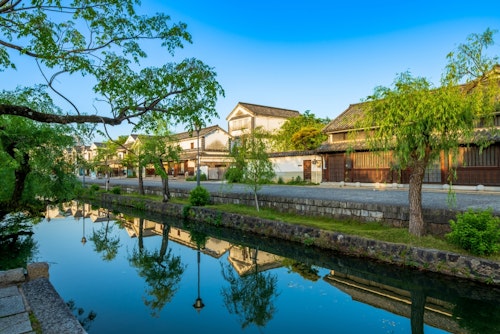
<box><xmin>86</xmin><ymin>176</ymin><xmax>500</xmax><ymax>214</ymax></box>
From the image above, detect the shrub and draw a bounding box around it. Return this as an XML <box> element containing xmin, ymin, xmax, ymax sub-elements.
<box><xmin>447</xmin><ymin>208</ymin><xmax>500</xmax><ymax>256</ymax></box>
<box><xmin>277</xmin><ymin>177</ymin><xmax>284</xmax><ymax>184</ymax></box>
<box><xmin>224</xmin><ymin>167</ymin><xmax>243</xmax><ymax>183</ymax></box>
<box><xmin>186</xmin><ymin>173</ymin><xmax>207</xmax><ymax>182</ymax></box>
<box><xmin>189</xmin><ymin>186</ymin><xmax>210</xmax><ymax>206</ymax></box>
<box><xmin>90</xmin><ymin>184</ymin><xmax>100</xmax><ymax>192</ymax></box>
<box><xmin>110</xmin><ymin>186</ymin><xmax>121</xmax><ymax>195</ymax></box>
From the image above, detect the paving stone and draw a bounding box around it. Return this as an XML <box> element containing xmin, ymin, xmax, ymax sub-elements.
<box><xmin>0</xmin><ymin>312</ymin><xmax>32</xmax><ymax>334</ymax></box>
<box><xmin>0</xmin><ymin>286</ymin><xmax>19</xmax><ymax>298</ymax></box>
<box><xmin>0</xmin><ymin>294</ymin><xmax>25</xmax><ymax>318</ymax></box>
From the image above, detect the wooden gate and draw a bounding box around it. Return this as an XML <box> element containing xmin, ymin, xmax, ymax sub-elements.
<box><xmin>303</xmin><ymin>160</ymin><xmax>311</xmax><ymax>181</ymax></box>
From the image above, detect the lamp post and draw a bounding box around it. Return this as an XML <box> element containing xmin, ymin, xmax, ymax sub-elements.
<box><xmin>193</xmin><ymin>248</ymin><xmax>204</xmax><ymax>313</ymax></box>
<box><xmin>196</xmin><ymin>125</ymin><xmax>201</xmax><ymax>187</ymax></box>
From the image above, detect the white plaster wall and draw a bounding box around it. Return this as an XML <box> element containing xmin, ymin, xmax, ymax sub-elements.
<box><xmin>205</xmin><ymin>129</ymin><xmax>230</xmax><ymax>150</ymax></box>
<box><xmin>254</xmin><ymin>116</ymin><xmax>286</xmax><ymax>132</ymax></box>
<box><xmin>270</xmin><ymin>154</ymin><xmax>323</xmax><ymax>183</ymax></box>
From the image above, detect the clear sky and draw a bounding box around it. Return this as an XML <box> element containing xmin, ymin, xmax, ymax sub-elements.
<box><xmin>3</xmin><ymin>1</ymin><xmax>500</xmax><ymax>141</ymax></box>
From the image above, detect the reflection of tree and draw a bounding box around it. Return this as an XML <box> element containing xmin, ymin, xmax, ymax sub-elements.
<box><xmin>220</xmin><ymin>248</ymin><xmax>280</xmax><ymax>329</ymax></box>
<box><xmin>66</xmin><ymin>299</ymin><xmax>97</xmax><ymax>332</ymax></box>
<box><xmin>129</xmin><ymin>223</ymin><xmax>185</xmax><ymax>317</ymax></box>
<box><xmin>89</xmin><ymin>217</ymin><xmax>120</xmax><ymax>261</ymax></box>
<box><xmin>282</xmin><ymin>258</ymin><xmax>320</xmax><ymax>282</ymax></box>
<box><xmin>453</xmin><ymin>297</ymin><xmax>500</xmax><ymax>334</ymax></box>
<box><xmin>0</xmin><ymin>213</ymin><xmax>38</xmax><ymax>270</ymax></box>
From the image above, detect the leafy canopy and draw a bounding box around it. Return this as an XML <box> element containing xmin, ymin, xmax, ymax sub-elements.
<box><xmin>0</xmin><ymin>0</ymin><xmax>224</xmax><ymax>135</ymax></box>
<box><xmin>272</xmin><ymin>111</ymin><xmax>328</xmax><ymax>151</ymax></box>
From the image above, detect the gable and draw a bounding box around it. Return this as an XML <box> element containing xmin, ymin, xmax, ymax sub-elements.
<box><xmin>226</xmin><ymin>102</ymin><xmax>300</xmax><ymax>121</ymax></box>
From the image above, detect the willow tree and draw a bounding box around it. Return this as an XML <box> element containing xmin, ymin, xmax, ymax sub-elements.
<box><xmin>359</xmin><ymin>29</ymin><xmax>499</xmax><ymax>236</ymax></box>
<box><xmin>0</xmin><ymin>0</ymin><xmax>223</xmax><ymax>135</ymax></box>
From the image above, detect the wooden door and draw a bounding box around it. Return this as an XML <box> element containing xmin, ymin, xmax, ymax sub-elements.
<box><xmin>303</xmin><ymin>160</ymin><xmax>312</xmax><ymax>181</ymax></box>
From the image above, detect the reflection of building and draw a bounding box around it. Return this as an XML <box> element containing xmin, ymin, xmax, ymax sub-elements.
<box><xmin>228</xmin><ymin>246</ymin><xmax>283</xmax><ymax>276</ymax></box>
<box><xmin>122</xmin><ymin>218</ymin><xmax>232</xmax><ymax>258</ymax></box>
<box><xmin>324</xmin><ymin>271</ymin><xmax>464</xmax><ymax>334</ymax></box>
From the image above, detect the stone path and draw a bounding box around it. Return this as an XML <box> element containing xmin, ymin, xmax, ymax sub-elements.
<box><xmin>0</xmin><ymin>263</ymin><xmax>86</xmax><ymax>334</ymax></box>
<box><xmin>0</xmin><ymin>268</ymin><xmax>34</xmax><ymax>334</ymax></box>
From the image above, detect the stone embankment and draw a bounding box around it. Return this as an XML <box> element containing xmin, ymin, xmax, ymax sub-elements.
<box><xmin>0</xmin><ymin>262</ymin><xmax>86</xmax><ymax>334</ymax></box>
<box><xmin>99</xmin><ymin>192</ymin><xmax>500</xmax><ymax>285</ymax></box>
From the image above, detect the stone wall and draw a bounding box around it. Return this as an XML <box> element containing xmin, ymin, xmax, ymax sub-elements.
<box><xmin>119</xmin><ymin>184</ymin><xmax>455</xmax><ymax>236</ymax></box>
<box><xmin>99</xmin><ymin>193</ymin><xmax>500</xmax><ymax>285</ymax></box>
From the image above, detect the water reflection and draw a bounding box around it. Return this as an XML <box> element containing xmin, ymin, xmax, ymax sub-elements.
<box><xmin>127</xmin><ymin>218</ymin><xmax>185</xmax><ymax>317</ymax></box>
<box><xmin>35</xmin><ymin>201</ymin><xmax>500</xmax><ymax>333</ymax></box>
<box><xmin>221</xmin><ymin>247</ymin><xmax>280</xmax><ymax>329</ymax></box>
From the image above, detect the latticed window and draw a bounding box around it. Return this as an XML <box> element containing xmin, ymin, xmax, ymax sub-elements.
<box><xmin>351</xmin><ymin>151</ymin><xmax>392</xmax><ymax>168</ymax></box>
<box><xmin>458</xmin><ymin>146</ymin><xmax>499</xmax><ymax>167</ymax></box>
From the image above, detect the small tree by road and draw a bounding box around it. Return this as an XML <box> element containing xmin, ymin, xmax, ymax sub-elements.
<box><xmin>227</xmin><ymin>128</ymin><xmax>275</xmax><ymax>211</ymax></box>
<box><xmin>358</xmin><ymin>28</ymin><xmax>499</xmax><ymax>236</ymax></box>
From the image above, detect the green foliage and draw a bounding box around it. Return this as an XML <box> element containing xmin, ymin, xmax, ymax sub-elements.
<box><xmin>224</xmin><ymin>167</ymin><xmax>243</xmax><ymax>183</ymax></box>
<box><xmin>0</xmin><ymin>1</ymin><xmax>224</xmax><ymax>136</ymax></box>
<box><xmin>0</xmin><ymin>213</ymin><xmax>38</xmax><ymax>270</ymax></box>
<box><xmin>90</xmin><ymin>184</ymin><xmax>101</xmax><ymax>192</ymax></box>
<box><xmin>447</xmin><ymin>209</ymin><xmax>500</xmax><ymax>256</ymax></box>
<box><xmin>228</xmin><ymin>128</ymin><xmax>275</xmax><ymax>211</ymax></box>
<box><xmin>358</xmin><ymin>29</ymin><xmax>499</xmax><ymax>237</ymax></box>
<box><xmin>110</xmin><ymin>186</ymin><xmax>121</xmax><ymax>195</ymax></box>
<box><xmin>272</xmin><ymin>111</ymin><xmax>328</xmax><ymax>151</ymax></box>
<box><xmin>182</xmin><ymin>205</ymin><xmax>193</xmax><ymax>219</ymax></box>
<box><xmin>189</xmin><ymin>186</ymin><xmax>210</xmax><ymax>206</ymax></box>
<box><xmin>290</xmin><ymin>126</ymin><xmax>326</xmax><ymax>151</ymax></box>
<box><xmin>186</xmin><ymin>173</ymin><xmax>207</xmax><ymax>181</ymax></box>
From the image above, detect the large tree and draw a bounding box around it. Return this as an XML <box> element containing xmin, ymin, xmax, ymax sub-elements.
<box><xmin>271</xmin><ymin>110</ymin><xmax>328</xmax><ymax>151</ymax></box>
<box><xmin>359</xmin><ymin>29</ymin><xmax>499</xmax><ymax>236</ymax></box>
<box><xmin>0</xmin><ymin>0</ymin><xmax>223</xmax><ymax>133</ymax></box>
<box><xmin>0</xmin><ymin>88</ymin><xmax>79</xmax><ymax>213</ymax></box>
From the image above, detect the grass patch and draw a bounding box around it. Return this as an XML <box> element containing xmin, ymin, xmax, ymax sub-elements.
<box><xmin>86</xmin><ymin>191</ymin><xmax>500</xmax><ymax>261</ymax></box>
<box><xmin>29</xmin><ymin>311</ymin><xmax>42</xmax><ymax>334</ymax></box>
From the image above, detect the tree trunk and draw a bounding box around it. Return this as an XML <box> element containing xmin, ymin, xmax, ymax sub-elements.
<box><xmin>408</xmin><ymin>159</ymin><xmax>426</xmax><ymax>236</ymax></box>
<box><xmin>138</xmin><ymin>166</ymin><xmax>144</xmax><ymax>195</ymax></box>
<box><xmin>161</xmin><ymin>176</ymin><xmax>170</xmax><ymax>202</ymax></box>
<box><xmin>159</xmin><ymin>160</ymin><xmax>170</xmax><ymax>202</ymax></box>
<box><xmin>410</xmin><ymin>289</ymin><xmax>426</xmax><ymax>334</ymax></box>
<box><xmin>11</xmin><ymin>152</ymin><xmax>30</xmax><ymax>205</ymax></box>
<box><xmin>253</xmin><ymin>190</ymin><xmax>260</xmax><ymax>212</ymax></box>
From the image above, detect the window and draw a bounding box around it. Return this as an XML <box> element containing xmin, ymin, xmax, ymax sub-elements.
<box><xmin>190</xmin><ymin>142</ymin><xmax>194</xmax><ymax>149</ymax></box>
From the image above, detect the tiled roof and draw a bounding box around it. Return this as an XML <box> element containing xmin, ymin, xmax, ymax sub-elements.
<box><xmin>174</xmin><ymin>125</ymin><xmax>228</xmax><ymax>141</ymax></box>
<box><xmin>316</xmin><ymin>140</ymin><xmax>368</xmax><ymax>153</ymax></box>
<box><xmin>322</xmin><ymin>102</ymin><xmax>367</xmax><ymax>133</ymax></box>
<box><xmin>238</xmin><ymin>102</ymin><xmax>300</xmax><ymax>118</ymax></box>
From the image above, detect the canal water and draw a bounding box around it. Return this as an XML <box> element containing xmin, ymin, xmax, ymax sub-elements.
<box><xmin>31</xmin><ymin>202</ymin><xmax>499</xmax><ymax>333</ymax></box>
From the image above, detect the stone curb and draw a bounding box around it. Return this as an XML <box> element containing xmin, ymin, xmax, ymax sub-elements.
<box><xmin>0</xmin><ymin>263</ymin><xmax>86</xmax><ymax>334</ymax></box>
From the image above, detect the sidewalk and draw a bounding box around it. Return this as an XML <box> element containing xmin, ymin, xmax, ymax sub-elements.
<box><xmin>0</xmin><ymin>263</ymin><xmax>86</xmax><ymax>334</ymax></box>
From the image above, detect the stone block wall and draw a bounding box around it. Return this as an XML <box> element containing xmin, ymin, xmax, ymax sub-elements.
<box><xmin>120</xmin><ymin>184</ymin><xmax>457</xmax><ymax>236</ymax></box>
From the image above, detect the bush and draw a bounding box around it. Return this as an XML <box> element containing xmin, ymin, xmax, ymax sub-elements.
<box><xmin>446</xmin><ymin>208</ymin><xmax>500</xmax><ymax>256</ymax></box>
<box><xmin>189</xmin><ymin>186</ymin><xmax>210</xmax><ymax>206</ymax></box>
<box><xmin>224</xmin><ymin>167</ymin><xmax>243</xmax><ymax>183</ymax></box>
<box><xmin>110</xmin><ymin>186</ymin><xmax>121</xmax><ymax>194</ymax></box>
<box><xmin>90</xmin><ymin>184</ymin><xmax>100</xmax><ymax>192</ymax></box>
<box><xmin>186</xmin><ymin>173</ymin><xmax>207</xmax><ymax>182</ymax></box>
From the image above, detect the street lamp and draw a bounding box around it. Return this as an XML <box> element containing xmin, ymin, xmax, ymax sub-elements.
<box><xmin>193</xmin><ymin>248</ymin><xmax>204</xmax><ymax>313</ymax></box>
<box><xmin>196</xmin><ymin>125</ymin><xmax>201</xmax><ymax>187</ymax></box>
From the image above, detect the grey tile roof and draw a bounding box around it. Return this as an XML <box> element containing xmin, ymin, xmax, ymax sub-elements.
<box><xmin>322</xmin><ymin>102</ymin><xmax>367</xmax><ymax>133</ymax></box>
<box><xmin>237</xmin><ymin>102</ymin><xmax>300</xmax><ymax>118</ymax></box>
<box><xmin>174</xmin><ymin>125</ymin><xmax>229</xmax><ymax>141</ymax></box>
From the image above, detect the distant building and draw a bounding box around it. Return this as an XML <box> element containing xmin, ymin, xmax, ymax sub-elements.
<box><xmin>226</xmin><ymin>102</ymin><xmax>300</xmax><ymax>138</ymax></box>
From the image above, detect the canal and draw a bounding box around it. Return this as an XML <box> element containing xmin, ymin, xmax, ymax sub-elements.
<box><xmin>32</xmin><ymin>201</ymin><xmax>499</xmax><ymax>333</ymax></box>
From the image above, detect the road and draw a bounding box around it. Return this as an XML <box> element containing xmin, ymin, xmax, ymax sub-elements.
<box><xmin>82</xmin><ymin>176</ymin><xmax>500</xmax><ymax>214</ymax></box>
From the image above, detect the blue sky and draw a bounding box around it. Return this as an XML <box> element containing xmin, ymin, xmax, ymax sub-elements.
<box><xmin>153</xmin><ymin>1</ymin><xmax>499</xmax><ymax>133</ymax></box>
<box><xmin>3</xmin><ymin>1</ymin><xmax>500</xmax><ymax>140</ymax></box>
